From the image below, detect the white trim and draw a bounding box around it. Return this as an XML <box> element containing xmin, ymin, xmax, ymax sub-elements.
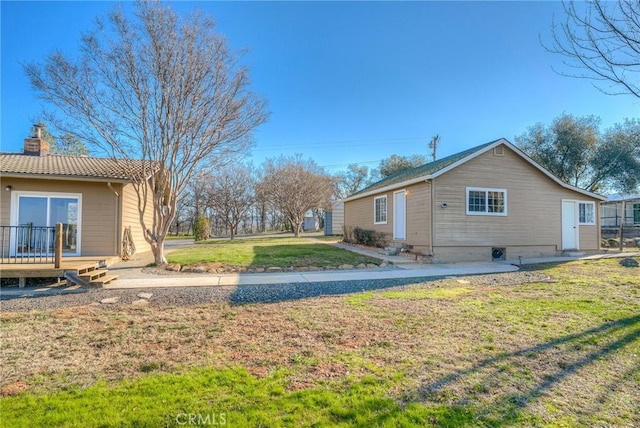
<box><xmin>373</xmin><ymin>195</ymin><xmax>388</xmax><ymax>224</ymax></box>
<box><xmin>344</xmin><ymin>176</ymin><xmax>428</xmax><ymax>202</ymax></box>
<box><xmin>578</xmin><ymin>201</ymin><xmax>596</xmax><ymax>225</ymax></box>
<box><xmin>344</xmin><ymin>138</ymin><xmax>606</xmax><ymax>203</ymax></box>
<box><xmin>465</xmin><ymin>187</ymin><xmax>507</xmax><ymax>216</ymax></box>
<box><xmin>393</xmin><ymin>190</ymin><xmax>407</xmax><ymax>240</ymax></box>
<box><xmin>10</xmin><ymin>190</ymin><xmax>83</xmax><ymax>256</ymax></box>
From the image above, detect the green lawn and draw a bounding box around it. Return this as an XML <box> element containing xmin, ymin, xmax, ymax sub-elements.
<box><xmin>1</xmin><ymin>258</ymin><xmax>638</xmax><ymax>426</ymax></box>
<box><xmin>167</xmin><ymin>237</ymin><xmax>379</xmax><ymax>268</ymax></box>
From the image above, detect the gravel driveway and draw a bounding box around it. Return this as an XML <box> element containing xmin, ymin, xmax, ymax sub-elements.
<box><xmin>1</xmin><ymin>271</ymin><xmax>549</xmax><ymax>312</ymax></box>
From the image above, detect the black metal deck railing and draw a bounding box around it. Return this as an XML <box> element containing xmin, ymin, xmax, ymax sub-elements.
<box><xmin>0</xmin><ymin>225</ymin><xmax>57</xmax><ymax>264</ymax></box>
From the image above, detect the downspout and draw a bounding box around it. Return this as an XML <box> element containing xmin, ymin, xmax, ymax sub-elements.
<box><xmin>428</xmin><ymin>179</ymin><xmax>434</xmax><ymax>256</ymax></box>
<box><xmin>107</xmin><ymin>182</ymin><xmax>120</xmax><ymax>257</ymax></box>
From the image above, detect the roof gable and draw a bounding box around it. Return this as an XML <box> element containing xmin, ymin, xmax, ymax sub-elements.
<box><xmin>344</xmin><ymin>138</ymin><xmax>606</xmax><ymax>202</ymax></box>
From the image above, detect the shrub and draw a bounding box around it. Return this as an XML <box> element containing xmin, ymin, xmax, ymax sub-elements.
<box><xmin>194</xmin><ymin>216</ymin><xmax>210</xmax><ymax>241</ymax></box>
<box><xmin>352</xmin><ymin>227</ymin><xmax>386</xmax><ymax>248</ymax></box>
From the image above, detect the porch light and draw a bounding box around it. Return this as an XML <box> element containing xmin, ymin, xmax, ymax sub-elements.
<box><xmin>4</xmin><ymin>185</ymin><xmax>11</xmax><ymax>192</ymax></box>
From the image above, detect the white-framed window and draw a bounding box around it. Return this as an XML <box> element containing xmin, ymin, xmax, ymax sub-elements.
<box><xmin>466</xmin><ymin>187</ymin><xmax>507</xmax><ymax>216</ymax></box>
<box><xmin>578</xmin><ymin>201</ymin><xmax>595</xmax><ymax>225</ymax></box>
<box><xmin>9</xmin><ymin>191</ymin><xmax>83</xmax><ymax>256</ymax></box>
<box><xmin>374</xmin><ymin>195</ymin><xmax>387</xmax><ymax>224</ymax></box>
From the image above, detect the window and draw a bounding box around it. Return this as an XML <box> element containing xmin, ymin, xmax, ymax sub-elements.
<box><xmin>578</xmin><ymin>202</ymin><xmax>595</xmax><ymax>225</ymax></box>
<box><xmin>374</xmin><ymin>195</ymin><xmax>387</xmax><ymax>224</ymax></box>
<box><xmin>633</xmin><ymin>203</ymin><xmax>640</xmax><ymax>225</ymax></box>
<box><xmin>466</xmin><ymin>188</ymin><xmax>507</xmax><ymax>216</ymax></box>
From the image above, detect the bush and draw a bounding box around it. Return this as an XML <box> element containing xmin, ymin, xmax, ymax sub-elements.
<box><xmin>194</xmin><ymin>216</ymin><xmax>210</xmax><ymax>241</ymax></box>
<box><xmin>352</xmin><ymin>227</ymin><xmax>386</xmax><ymax>248</ymax></box>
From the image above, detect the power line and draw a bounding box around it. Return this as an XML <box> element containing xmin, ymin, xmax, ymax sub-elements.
<box><xmin>253</xmin><ymin>136</ymin><xmax>426</xmax><ymax>152</ymax></box>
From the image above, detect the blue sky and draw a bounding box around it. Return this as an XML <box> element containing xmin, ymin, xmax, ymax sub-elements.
<box><xmin>1</xmin><ymin>1</ymin><xmax>637</xmax><ymax>173</ymax></box>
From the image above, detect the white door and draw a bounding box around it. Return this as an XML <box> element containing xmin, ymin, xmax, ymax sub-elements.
<box><xmin>562</xmin><ymin>200</ymin><xmax>578</xmax><ymax>250</ymax></box>
<box><xmin>393</xmin><ymin>190</ymin><xmax>406</xmax><ymax>240</ymax></box>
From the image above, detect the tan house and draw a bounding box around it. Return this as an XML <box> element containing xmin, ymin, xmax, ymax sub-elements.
<box><xmin>343</xmin><ymin>138</ymin><xmax>606</xmax><ymax>262</ymax></box>
<box><xmin>0</xmin><ymin>129</ymin><xmax>152</xmax><ymax>261</ymax></box>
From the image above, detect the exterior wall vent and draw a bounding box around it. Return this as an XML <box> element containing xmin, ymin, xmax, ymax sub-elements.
<box><xmin>492</xmin><ymin>247</ymin><xmax>506</xmax><ymax>261</ymax></box>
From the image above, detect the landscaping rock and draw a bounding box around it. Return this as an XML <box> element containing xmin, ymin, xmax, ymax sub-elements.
<box><xmin>380</xmin><ymin>262</ymin><xmax>388</xmax><ymax>268</ymax></box>
<box><xmin>253</xmin><ymin>268</ymin><xmax>265</xmax><ymax>273</ymax></box>
<box><xmin>131</xmin><ymin>299</ymin><xmax>149</xmax><ymax>306</ymax></box>
<box><xmin>600</xmin><ymin>239</ymin><xmax>609</xmax><ymax>248</ymax></box>
<box><xmin>266</xmin><ymin>267</ymin><xmax>283</xmax><ymax>273</ymax></box>
<box><xmin>366</xmin><ymin>264</ymin><xmax>378</xmax><ymax>269</ymax></box>
<box><xmin>100</xmin><ymin>297</ymin><xmax>119</xmax><ymax>304</ymax></box>
<box><xmin>137</xmin><ymin>292</ymin><xmax>153</xmax><ymax>300</ymax></box>
<box><xmin>355</xmin><ymin>263</ymin><xmax>367</xmax><ymax>269</ymax></box>
<box><xmin>165</xmin><ymin>263</ymin><xmax>181</xmax><ymax>272</ymax></box>
<box><xmin>384</xmin><ymin>247</ymin><xmax>400</xmax><ymax>256</ymax></box>
<box><xmin>296</xmin><ymin>267</ymin><xmax>310</xmax><ymax>272</ymax></box>
<box><xmin>339</xmin><ymin>264</ymin><xmax>354</xmax><ymax>270</ymax></box>
<box><xmin>308</xmin><ymin>266</ymin><xmax>321</xmax><ymax>271</ymax></box>
<box><xmin>619</xmin><ymin>257</ymin><xmax>639</xmax><ymax>268</ymax></box>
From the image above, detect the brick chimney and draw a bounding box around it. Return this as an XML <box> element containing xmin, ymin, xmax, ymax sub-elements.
<box><xmin>23</xmin><ymin>124</ymin><xmax>50</xmax><ymax>156</ymax></box>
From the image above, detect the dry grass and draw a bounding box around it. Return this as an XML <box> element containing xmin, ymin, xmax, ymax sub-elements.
<box><xmin>1</xmin><ymin>258</ymin><xmax>639</xmax><ymax>426</ymax></box>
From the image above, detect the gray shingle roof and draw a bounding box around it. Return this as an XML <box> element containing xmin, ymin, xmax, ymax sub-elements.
<box><xmin>349</xmin><ymin>139</ymin><xmax>500</xmax><ymax>198</ymax></box>
<box><xmin>0</xmin><ymin>153</ymin><xmax>147</xmax><ymax>181</ymax></box>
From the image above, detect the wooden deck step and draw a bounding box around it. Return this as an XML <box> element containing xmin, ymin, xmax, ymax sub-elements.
<box><xmin>77</xmin><ymin>264</ymin><xmax>100</xmax><ymax>275</ymax></box>
<box><xmin>90</xmin><ymin>274</ymin><xmax>119</xmax><ymax>285</ymax></box>
<box><xmin>80</xmin><ymin>269</ymin><xmax>108</xmax><ymax>282</ymax></box>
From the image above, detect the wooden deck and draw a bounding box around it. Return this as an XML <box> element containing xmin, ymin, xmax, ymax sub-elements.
<box><xmin>0</xmin><ymin>256</ymin><xmax>120</xmax><ymax>287</ymax></box>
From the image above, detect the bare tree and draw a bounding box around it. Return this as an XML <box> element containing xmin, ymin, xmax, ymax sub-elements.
<box><xmin>549</xmin><ymin>0</ymin><xmax>640</xmax><ymax>98</ymax></box>
<box><xmin>24</xmin><ymin>2</ymin><xmax>268</xmax><ymax>263</ymax></box>
<box><xmin>257</xmin><ymin>155</ymin><xmax>334</xmax><ymax>237</ymax></box>
<box><xmin>203</xmin><ymin>163</ymin><xmax>255</xmax><ymax>239</ymax></box>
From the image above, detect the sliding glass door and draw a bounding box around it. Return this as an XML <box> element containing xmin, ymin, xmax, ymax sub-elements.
<box><xmin>12</xmin><ymin>192</ymin><xmax>81</xmax><ymax>256</ymax></box>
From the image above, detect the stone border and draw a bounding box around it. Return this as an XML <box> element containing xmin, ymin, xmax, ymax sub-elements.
<box><xmin>163</xmin><ymin>262</ymin><xmax>391</xmax><ymax>275</ymax></box>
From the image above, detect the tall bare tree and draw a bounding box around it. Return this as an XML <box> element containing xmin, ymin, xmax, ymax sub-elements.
<box><xmin>257</xmin><ymin>155</ymin><xmax>334</xmax><ymax>237</ymax></box>
<box><xmin>549</xmin><ymin>0</ymin><xmax>640</xmax><ymax>98</ymax></box>
<box><xmin>204</xmin><ymin>163</ymin><xmax>255</xmax><ymax>239</ymax></box>
<box><xmin>25</xmin><ymin>2</ymin><xmax>268</xmax><ymax>263</ymax></box>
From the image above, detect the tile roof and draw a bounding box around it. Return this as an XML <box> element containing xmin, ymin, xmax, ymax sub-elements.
<box><xmin>0</xmin><ymin>153</ymin><xmax>147</xmax><ymax>181</ymax></box>
<box><xmin>348</xmin><ymin>139</ymin><xmax>500</xmax><ymax>198</ymax></box>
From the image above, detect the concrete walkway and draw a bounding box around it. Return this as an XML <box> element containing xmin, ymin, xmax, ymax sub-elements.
<box><xmin>104</xmin><ymin>261</ymin><xmax>519</xmax><ymax>289</ymax></box>
<box><xmin>103</xmin><ymin>250</ymin><xmax>639</xmax><ymax>290</ymax></box>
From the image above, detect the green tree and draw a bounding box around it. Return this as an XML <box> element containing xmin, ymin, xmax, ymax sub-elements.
<box><xmin>25</xmin><ymin>2</ymin><xmax>268</xmax><ymax>264</ymax></box>
<box><xmin>516</xmin><ymin>114</ymin><xmax>639</xmax><ymax>193</ymax></box>
<box><xmin>51</xmin><ymin>134</ymin><xmax>90</xmax><ymax>156</ymax></box>
<box><xmin>334</xmin><ymin>164</ymin><xmax>371</xmax><ymax>199</ymax></box>
<box><xmin>377</xmin><ymin>154</ymin><xmax>426</xmax><ymax>179</ymax></box>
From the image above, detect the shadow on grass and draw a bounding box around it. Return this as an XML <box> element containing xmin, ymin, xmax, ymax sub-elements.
<box><xmin>414</xmin><ymin>314</ymin><xmax>640</xmax><ymax>426</ymax></box>
<box><xmin>228</xmin><ymin>276</ymin><xmax>439</xmax><ymax>305</ymax></box>
<box><xmin>249</xmin><ymin>243</ymin><xmax>379</xmax><ymax>269</ymax></box>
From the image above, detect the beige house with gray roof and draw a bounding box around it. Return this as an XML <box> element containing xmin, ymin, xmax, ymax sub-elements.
<box><xmin>343</xmin><ymin>138</ymin><xmax>606</xmax><ymax>262</ymax></box>
<box><xmin>0</xmin><ymin>129</ymin><xmax>152</xmax><ymax>259</ymax></box>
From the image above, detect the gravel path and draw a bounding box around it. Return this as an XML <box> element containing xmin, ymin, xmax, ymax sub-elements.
<box><xmin>0</xmin><ymin>271</ymin><xmax>549</xmax><ymax>312</ymax></box>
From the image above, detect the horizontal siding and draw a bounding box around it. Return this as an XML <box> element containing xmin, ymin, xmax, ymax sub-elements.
<box><xmin>432</xmin><ymin>145</ymin><xmax>600</xmax><ymax>257</ymax></box>
<box><xmin>0</xmin><ymin>177</ymin><xmax>119</xmax><ymax>256</ymax></box>
<box><xmin>121</xmin><ymin>183</ymin><xmax>153</xmax><ymax>254</ymax></box>
<box><xmin>344</xmin><ymin>182</ymin><xmax>431</xmax><ymax>249</ymax></box>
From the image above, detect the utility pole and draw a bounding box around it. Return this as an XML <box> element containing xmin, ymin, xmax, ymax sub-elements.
<box><xmin>429</xmin><ymin>134</ymin><xmax>440</xmax><ymax>162</ymax></box>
